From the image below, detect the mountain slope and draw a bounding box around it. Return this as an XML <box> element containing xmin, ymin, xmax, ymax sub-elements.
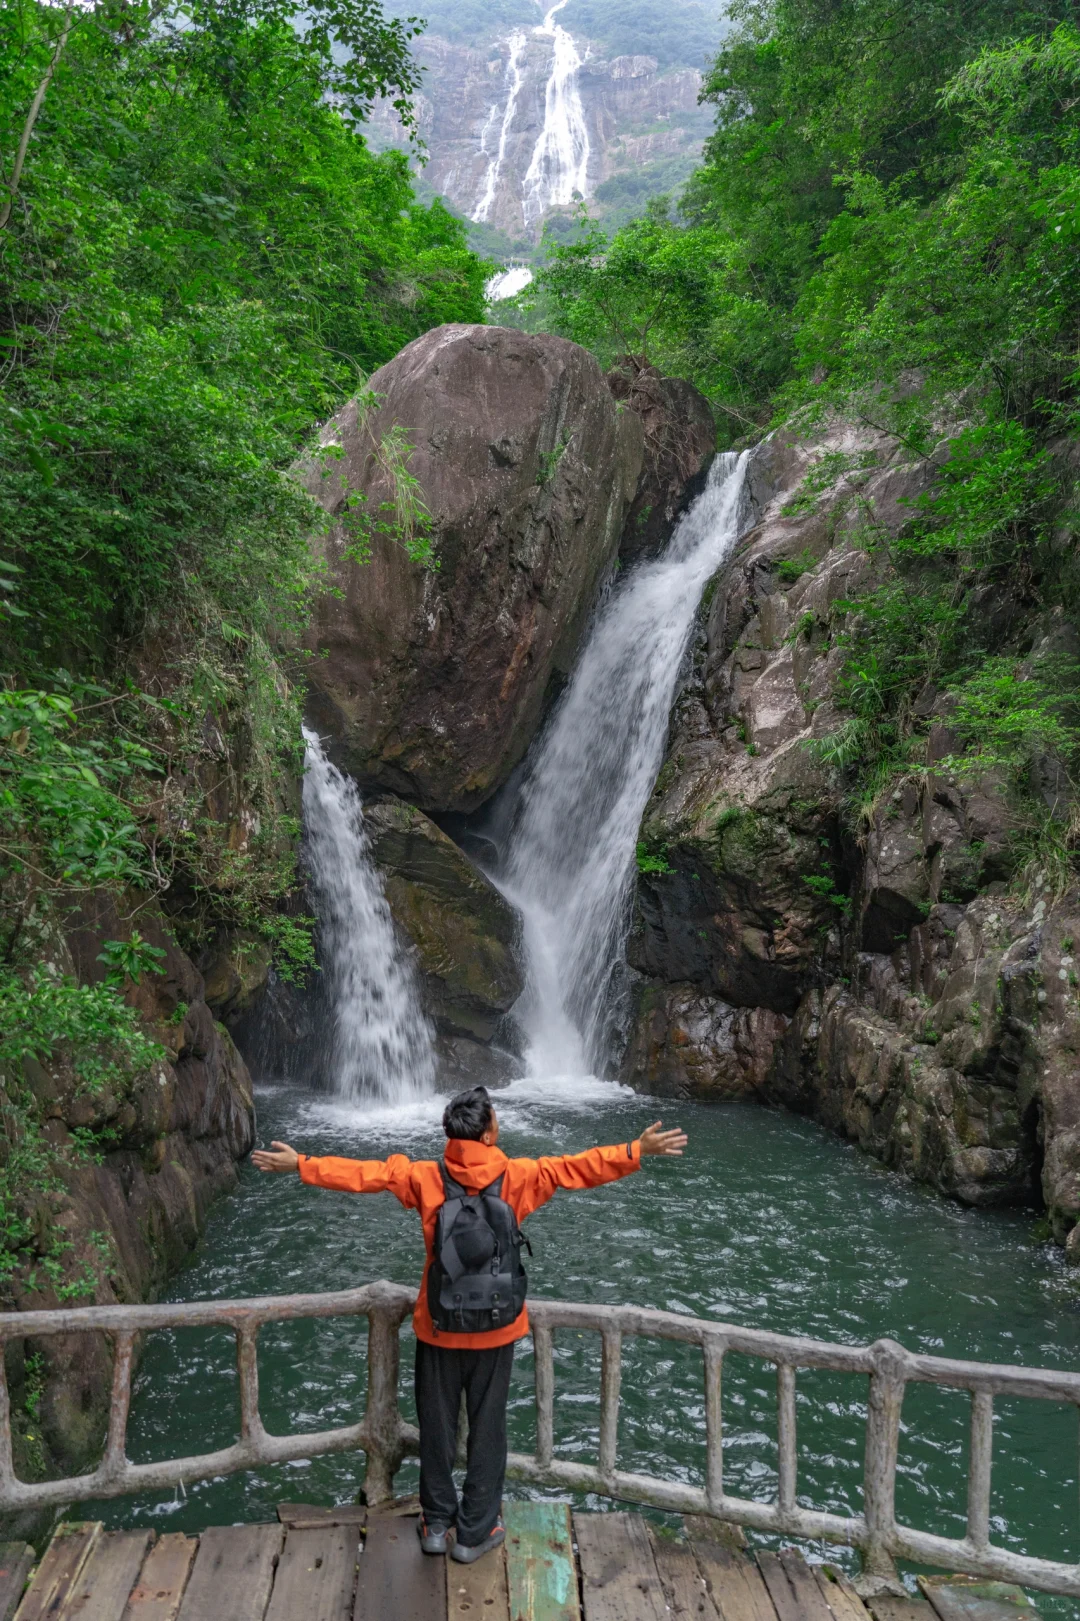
<box><xmin>373</xmin><ymin>0</ymin><xmax>726</xmax><ymax>250</ymax></box>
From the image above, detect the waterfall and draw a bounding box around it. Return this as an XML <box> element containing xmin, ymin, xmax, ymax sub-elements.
<box><xmin>301</xmin><ymin>728</ymin><xmax>435</xmax><ymax>1103</ymax></box>
<box><xmin>522</xmin><ymin>0</ymin><xmax>591</xmax><ymax>224</ymax></box>
<box><xmin>472</xmin><ymin>30</ymin><xmax>528</xmax><ymax>225</ymax></box>
<box><xmin>486</xmin><ymin>265</ymin><xmax>534</xmax><ymax>302</ymax></box>
<box><xmin>498</xmin><ymin>454</ymin><xmax>749</xmax><ymax>1079</ymax></box>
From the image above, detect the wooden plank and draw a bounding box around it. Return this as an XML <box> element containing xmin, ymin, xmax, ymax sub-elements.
<box><xmin>813</xmin><ymin>1565</ymin><xmax>874</xmax><ymax>1621</ymax></box>
<box><xmin>756</xmin><ymin>1552</ymin><xmax>814</xmax><ymax>1621</ymax></box>
<box><xmin>918</xmin><ymin>1579</ymin><xmax>1038</xmax><ymax>1621</ymax></box>
<box><xmin>447</xmin><ymin>1544</ymin><xmax>510</xmax><ymax>1621</ymax></box>
<box><xmin>60</xmin><ymin>1532</ymin><xmax>152</xmax><ymax>1621</ymax></box>
<box><xmin>573</xmin><ymin>1513</ymin><xmax>667</xmax><ymax>1621</ymax></box>
<box><xmin>690</xmin><ymin>1541</ymin><xmax>777</xmax><ymax>1621</ymax></box>
<box><xmin>776</xmin><ymin>1550</ymin><xmax>837</xmax><ymax>1621</ymax></box>
<box><xmin>276</xmin><ymin>1506</ymin><xmax>367</xmax><ymax>1531</ymax></box>
<box><xmin>176</xmin><ymin>1526</ymin><xmax>282</xmax><ymax>1621</ymax></box>
<box><xmin>353</xmin><ymin>1514</ymin><xmax>445</xmax><ymax>1621</ymax></box>
<box><xmin>0</xmin><ymin>1545</ymin><xmax>34</xmax><ymax>1621</ymax></box>
<box><xmin>867</xmin><ymin>1601</ymin><xmax>933</xmax><ymax>1621</ymax></box>
<box><xmin>265</xmin><ymin>1526</ymin><xmax>357</xmax><ymax>1621</ymax></box>
<box><xmin>684</xmin><ymin>1518</ymin><xmax>747</xmax><ymax>1552</ymax></box>
<box><xmin>369</xmin><ymin>1494</ymin><xmax>421</xmax><ymax>1519</ymax></box>
<box><xmin>121</xmin><ymin>1536</ymin><xmax>197</xmax><ymax>1621</ymax></box>
<box><xmin>505</xmin><ymin>1501</ymin><xmax>580</xmax><ymax>1621</ymax></box>
<box><xmin>15</xmin><ymin>1524</ymin><xmax>102</xmax><ymax>1621</ymax></box>
<box><xmin>647</xmin><ymin>1529</ymin><xmax>720</xmax><ymax>1620</ymax></box>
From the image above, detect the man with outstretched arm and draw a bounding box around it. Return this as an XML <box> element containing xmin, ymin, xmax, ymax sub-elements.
<box><xmin>253</xmin><ymin>1085</ymin><xmax>687</xmax><ymax>1564</ymax></box>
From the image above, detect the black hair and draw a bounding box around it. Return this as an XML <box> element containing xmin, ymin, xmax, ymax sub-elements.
<box><xmin>442</xmin><ymin>1086</ymin><xmax>494</xmax><ymax>1142</ymax></box>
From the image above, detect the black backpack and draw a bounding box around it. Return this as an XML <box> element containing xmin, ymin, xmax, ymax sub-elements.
<box><xmin>427</xmin><ymin>1162</ymin><xmax>530</xmax><ymax>1334</ymax></box>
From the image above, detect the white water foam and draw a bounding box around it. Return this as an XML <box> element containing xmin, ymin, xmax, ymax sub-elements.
<box><xmin>301</xmin><ymin>728</ymin><xmax>435</xmax><ymax>1104</ymax></box>
<box><xmin>522</xmin><ymin>0</ymin><xmax>591</xmax><ymax>224</ymax></box>
<box><xmin>498</xmin><ymin>454</ymin><xmax>749</xmax><ymax>1079</ymax></box>
<box><xmin>485</xmin><ymin>264</ymin><xmax>534</xmax><ymax>302</ymax></box>
<box><xmin>472</xmin><ymin>29</ymin><xmax>528</xmax><ymax>224</ymax></box>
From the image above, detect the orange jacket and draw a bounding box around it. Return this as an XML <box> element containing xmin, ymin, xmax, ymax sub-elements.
<box><xmin>298</xmin><ymin>1135</ymin><xmax>641</xmax><ymax>1349</ymax></box>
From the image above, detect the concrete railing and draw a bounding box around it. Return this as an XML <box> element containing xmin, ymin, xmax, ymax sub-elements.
<box><xmin>2</xmin><ymin>1283</ymin><xmax>1078</xmax><ymax>1597</ymax></box>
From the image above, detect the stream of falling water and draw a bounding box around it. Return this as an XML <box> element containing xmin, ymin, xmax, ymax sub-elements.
<box><xmin>497</xmin><ymin>453</ymin><xmax>749</xmax><ymax>1078</ymax></box>
<box><xmin>523</xmin><ymin>0</ymin><xmax>591</xmax><ymax>223</ymax></box>
<box><xmin>301</xmin><ymin>728</ymin><xmax>435</xmax><ymax>1102</ymax></box>
<box><xmin>472</xmin><ymin>29</ymin><xmax>528</xmax><ymax>224</ymax></box>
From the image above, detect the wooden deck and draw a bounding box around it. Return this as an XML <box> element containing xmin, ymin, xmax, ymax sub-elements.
<box><xmin>0</xmin><ymin>1501</ymin><xmax>1040</xmax><ymax>1621</ymax></box>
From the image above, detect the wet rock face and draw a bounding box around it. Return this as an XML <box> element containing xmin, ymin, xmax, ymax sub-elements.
<box><xmin>769</xmin><ymin>897</ymin><xmax>1080</xmax><ymax>1222</ymax></box>
<box><xmin>3</xmin><ymin>891</ymin><xmax>254</xmax><ymax>1509</ymax></box>
<box><xmin>301</xmin><ymin>324</ymin><xmax>643</xmax><ymax>814</ymax></box>
<box><xmin>624</xmin><ymin>982</ymin><xmax>787</xmax><ymax>1100</ymax></box>
<box><xmin>624</xmin><ymin>419</ymin><xmax>1080</xmax><ymax>1247</ymax></box>
<box><xmin>363</xmin><ymin>798</ymin><xmax>522</xmax><ymax>1046</ymax></box>
<box><xmin>607</xmin><ymin>361</ymin><xmax>716</xmax><ymax>565</ymax></box>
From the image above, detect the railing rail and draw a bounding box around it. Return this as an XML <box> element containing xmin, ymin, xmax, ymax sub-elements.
<box><xmin>2</xmin><ymin>1285</ymin><xmax>1078</xmax><ymax>1597</ymax></box>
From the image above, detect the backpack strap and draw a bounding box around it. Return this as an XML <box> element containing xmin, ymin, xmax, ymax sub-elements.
<box><xmin>439</xmin><ymin>1161</ymin><xmax>470</xmax><ymax>1201</ymax></box>
<box><xmin>438</xmin><ymin>1160</ymin><xmax>481</xmax><ymax>1284</ymax></box>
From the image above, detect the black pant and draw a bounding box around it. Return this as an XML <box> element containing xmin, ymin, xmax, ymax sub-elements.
<box><xmin>414</xmin><ymin>1338</ymin><xmax>514</xmax><ymax>1546</ymax></box>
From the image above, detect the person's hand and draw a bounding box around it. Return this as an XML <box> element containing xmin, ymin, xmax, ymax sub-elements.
<box><xmin>639</xmin><ymin>1120</ymin><xmax>688</xmax><ymax>1157</ymax></box>
<box><xmin>252</xmin><ymin>1140</ymin><xmax>300</xmax><ymax>1174</ymax></box>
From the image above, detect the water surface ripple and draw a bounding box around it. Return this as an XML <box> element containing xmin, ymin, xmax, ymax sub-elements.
<box><xmin>97</xmin><ymin>1083</ymin><xmax>1079</xmax><ymax>1606</ymax></box>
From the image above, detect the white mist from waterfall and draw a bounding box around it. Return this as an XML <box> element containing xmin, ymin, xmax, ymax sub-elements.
<box><xmin>499</xmin><ymin>454</ymin><xmax>749</xmax><ymax>1079</ymax></box>
<box><xmin>301</xmin><ymin>728</ymin><xmax>435</xmax><ymax>1103</ymax></box>
<box><xmin>523</xmin><ymin>0</ymin><xmax>590</xmax><ymax>224</ymax></box>
<box><xmin>472</xmin><ymin>30</ymin><xmax>528</xmax><ymax>225</ymax></box>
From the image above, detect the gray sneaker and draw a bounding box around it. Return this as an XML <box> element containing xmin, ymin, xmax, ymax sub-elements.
<box><xmin>450</xmin><ymin>1524</ymin><xmax>505</xmax><ymax>1564</ymax></box>
<box><xmin>417</xmin><ymin>1516</ymin><xmax>453</xmax><ymax>1555</ymax></box>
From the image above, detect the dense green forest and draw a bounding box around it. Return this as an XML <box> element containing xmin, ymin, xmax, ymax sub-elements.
<box><xmin>531</xmin><ymin>0</ymin><xmax>1080</xmax><ymax>868</ymax></box>
<box><xmin>0</xmin><ymin>0</ymin><xmax>487</xmax><ymax>1284</ymax></box>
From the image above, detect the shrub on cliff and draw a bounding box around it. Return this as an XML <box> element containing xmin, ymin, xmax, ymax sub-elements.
<box><xmin>0</xmin><ymin>0</ymin><xmax>488</xmax><ymax>942</ymax></box>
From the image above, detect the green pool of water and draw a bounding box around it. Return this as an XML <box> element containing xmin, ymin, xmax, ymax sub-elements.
<box><xmin>94</xmin><ymin>1077</ymin><xmax>1080</xmax><ymax>1605</ymax></box>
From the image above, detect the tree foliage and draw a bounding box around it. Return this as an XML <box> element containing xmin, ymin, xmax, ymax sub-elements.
<box><xmin>0</xmin><ymin>0</ymin><xmax>486</xmax><ymax>985</ymax></box>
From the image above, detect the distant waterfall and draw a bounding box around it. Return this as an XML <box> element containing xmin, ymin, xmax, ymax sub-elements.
<box><xmin>498</xmin><ymin>455</ymin><xmax>749</xmax><ymax>1078</ymax></box>
<box><xmin>472</xmin><ymin>30</ymin><xmax>528</xmax><ymax>224</ymax></box>
<box><xmin>302</xmin><ymin>729</ymin><xmax>434</xmax><ymax>1103</ymax></box>
<box><xmin>523</xmin><ymin>0</ymin><xmax>591</xmax><ymax>224</ymax></box>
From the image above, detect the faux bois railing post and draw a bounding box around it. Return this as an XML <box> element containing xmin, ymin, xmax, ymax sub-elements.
<box><xmin>703</xmin><ymin>1334</ymin><xmax>724</xmax><ymax>1513</ymax></box>
<box><xmin>860</xmin><ymin>1340</ymin><xmax>907</xmax><ymax>1594</ymax></box>
<box><xmin>598</xmin><ymin>1327</ymin><xmax>622</xmax><ymax>1483</ymax></box>
<box><xmin>361</xmin><ymin>1289</ymin><xmax>414</xmax><ymax>1506</ymax></box>
<box><xmin>966</xmin><ymin>1391</ymin><xmax>993</xmax><ymax>1553</ymax></box>
<box><xmin>533</xmin><ymin>1319</ymin><xmax>555</xmax><ymax>1469</ymax></box>
<box><xmin>776</xmin><ymin>1363</ymin><xmax>798</xmax><ymax>1522</ymax></box>
<box><xmin>101</xmin><ymin>1331</ymin><xmax>135</xmax><ymax>1483</ymax></box>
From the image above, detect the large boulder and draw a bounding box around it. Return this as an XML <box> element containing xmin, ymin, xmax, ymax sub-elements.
<box><xmin>607</xmin><ymin>360</ymin><xmax>716</xmax><ymax>565</ymax></box>
<box><xmin>301</xmin><ymin>324</ymin><xmax>643</xmax><ymax>813</ymax></box>
<box><xmin>364</xmin><ymin>799</ymin><xmax>522</xmax><ymax>1046</ymax></box>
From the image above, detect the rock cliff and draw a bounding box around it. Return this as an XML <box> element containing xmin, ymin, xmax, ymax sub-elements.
<box><xmin>626</xmin><ymin>424</ymin><xmax>1080</xmax><ymax>1255</ymax></box>
<box><xmin>368</xmin><ymin>33</ymin><xmax>712</xmax><ymax>244</ymax></box>
<box><xmin>1</xmin><ymin>890</ymin><xmax>255</xmax><ymax>1533</ymax></box>
<box><xmin>301</xmin><ymin>323</ymin><xmax>642</xmax><ymax>814</ymax></box>
<box><xmin>608</xmin><ymin>360</ymin><xmax>717</xmax><ymax>565</ymax></box>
